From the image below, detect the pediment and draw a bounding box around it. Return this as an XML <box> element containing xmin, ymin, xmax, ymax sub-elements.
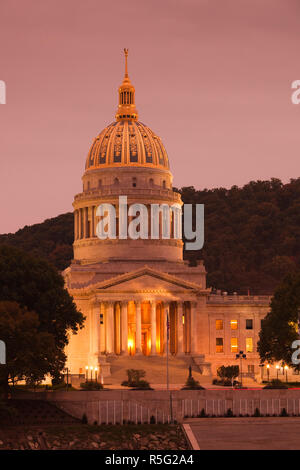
<box><xmin>94</xmin><ymin>266</ymin><xmax>201</xmax><ymax>293</ymax></box>
<box><xmin>70</xmin><ymin>266</ymin><xmax>203</xmax><ymax>294</ymax></box>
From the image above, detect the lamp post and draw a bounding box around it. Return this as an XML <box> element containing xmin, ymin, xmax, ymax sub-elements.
<box><xmin>90</xmin><ymin>366</ymin><xmax>94</xmax><ymax>381</ymax></box>
<box><xmin>85</xmin><ymin>365</ymin><xmax>89</xmax><ymax>382</ymax></box>
<box><xmin>259</xmin><ymin>363</ymin><xmax>264</xmax><ymax>382</ymax></box>
<box><xmin>284</xmin><ymin>365</ymin><xmax>289</xmax><ymax>383</ymax></box>
<box><xmin>94</xmin><ymin>367</ymin><xmax>98</xmax><ymax>383</ymax></box>
<box><xmin>235</xmin><ymin>350</ymin><xmax>247</xmax><ymax>388</ymax></box>
<box><xmin>266</xmin><ymin>364</ymin><xmax>270</xmax><ymax>382</ymax></box>
<box><xmin>276</xmin><ymin>365</ymin><xmax>280</xmax><ymax>380</ymax></box>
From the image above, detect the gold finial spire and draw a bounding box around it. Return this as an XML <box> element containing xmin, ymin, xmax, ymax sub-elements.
<box><xmin>116</xmin><ymin>48</ymin><xmax>138</xmax><ymax>121</ymax></box>
<box><xmin>124</xmin><ymin>48</ymin><xmax>128</xmax><ymax>78</ymax></box>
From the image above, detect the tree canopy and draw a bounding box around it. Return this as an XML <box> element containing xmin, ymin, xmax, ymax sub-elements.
<box><xmin>258</xmin><ymin>271</ymin><xmax>300</xmax><ymax>366</ymax></box>
<box><xmin>0</xmin><ymin>245</ymin><xmax>85</xmax><ymax>379</ymax></box>
<box><xmin>0</xmin><ymin>301</ymin><xmax>62</xmax><ymax>394</ymax></box>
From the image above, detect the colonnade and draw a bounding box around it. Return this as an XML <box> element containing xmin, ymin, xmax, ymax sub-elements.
<box><xmin>90</xmin><ymin>300</ymin><xmax>197</xmax><ymax>357</ymax></box>
<box><xmin>74</xmin><ymin>205</ymin><xmax>179</xmax><ymax>241</ymax></box>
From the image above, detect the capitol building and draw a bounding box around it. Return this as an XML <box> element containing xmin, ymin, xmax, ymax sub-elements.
<box><xmin>63</xmin><ymin>50</ymin><xmax>270</xmax><ymax>382</ymax></box>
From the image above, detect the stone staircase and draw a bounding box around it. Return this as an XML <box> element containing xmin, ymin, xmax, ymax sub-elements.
<box><xmin>104</xmin><ymin>354</ymin><xmax>206</xmax><ymax>387</ymax></box>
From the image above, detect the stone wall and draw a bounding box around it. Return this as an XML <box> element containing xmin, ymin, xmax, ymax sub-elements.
<box><xmin>17</xmin><ymin>389</ymin><xmax>300</xmax><ymax>424</ymax></box>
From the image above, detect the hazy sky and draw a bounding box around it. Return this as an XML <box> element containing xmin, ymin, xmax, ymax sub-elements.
<box><xmin>1</xmin><ymin>0</ymin><xmax>300</xmax><ymax>233</ymax></box>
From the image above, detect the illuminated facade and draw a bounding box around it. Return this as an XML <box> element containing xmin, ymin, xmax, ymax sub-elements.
<box><xmin>63</xmin><ymin>50</ymin><xmax>270</xmax><ymax>379</ymax></box>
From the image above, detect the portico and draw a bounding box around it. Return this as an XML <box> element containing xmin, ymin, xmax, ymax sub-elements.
<box><xmin>94</xmin><ymin>299</ymin><xmax>194</xmax><ymax>357</ymax></box>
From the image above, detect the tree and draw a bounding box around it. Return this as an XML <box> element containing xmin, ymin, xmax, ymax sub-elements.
<box><xmin>258</xmin><ymin>271</ymin><xmax>300</xmax><ymax>366</ymax></box>
<box><xmin>217</xmin><ymin>365</ymin><xmax>239</xmax><ymax>382</ymax></box>
<box><xmin>0</xmin><ymin>301</ymin><xmax>62</xmax><ymax>396</ymax></box>
<box><xmin>0</xmin><ymin>245</ymin><xmax>85</xmax><ymax>381</ymax></box>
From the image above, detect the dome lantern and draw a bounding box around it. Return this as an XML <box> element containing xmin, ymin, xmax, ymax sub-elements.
<box><xmin>115</xmin><ymin>48</ymin><xmax>138</xmax><ymax>121</ymax></box>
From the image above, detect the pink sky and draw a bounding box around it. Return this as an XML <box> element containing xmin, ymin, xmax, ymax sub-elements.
<box><xmin>0</xmin><ymin>0</ymin><xmax>300</xmax><ymax>234</ymax></box>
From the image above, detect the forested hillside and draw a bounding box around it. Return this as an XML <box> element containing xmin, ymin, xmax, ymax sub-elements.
<box><xmin>1</xmin><ymin>177</ymin><xmax>299</xmax><ymax>294</ymax></box>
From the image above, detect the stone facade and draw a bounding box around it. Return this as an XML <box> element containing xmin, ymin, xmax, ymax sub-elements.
<box><xmin>63</xmin><ymin>51</ymin><xmax>271</xmax><ymax>380</ymax></box>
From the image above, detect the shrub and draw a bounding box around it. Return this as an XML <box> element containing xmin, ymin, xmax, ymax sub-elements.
<box><xmin>280</xmin><ymin>408</ymin><xmax>288</xmax><ymax>417</ymax></box>
<box><xmin>225</xmin><ymin>408</ymin><xmax>234</xmax><ymax>417</ymax></box>
<box><xmin>81</xmin><ymin>413</ymin><xmax>88</xmax><ymax>424</ymax></box>
<box><xmin>253</xmin><ymin>408</ymin><xmax>261</xmax><ymax>417</ymax></box>
<box><xmin>182</xmin><ymin>376</ymin><xmax>205</xmax><ymax>390</ymax></box>
<box><xmin>263</xmin><ymin>379</ymin><xmax>288</xmax><ymax>389</ymax></box>
<box><xmin>217</xmin><ymin>365</ymin><xmax>239</xmax><ymax>383</ymax></box>
<box><xmin>121</xmin><ymin>369</ymin><xmax>152</xmax><ymax>389</ymax></box>
<box><xmin>80</xmin><ymin>381</ymin><xmax>103</xmax><ymax>391</ymax></box>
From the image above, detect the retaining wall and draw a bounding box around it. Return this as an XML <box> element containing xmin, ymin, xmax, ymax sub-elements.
<box><xmin>16</xmin><ymin>389</ymin><xmax>300</xmax><ymax>424</ymax></box>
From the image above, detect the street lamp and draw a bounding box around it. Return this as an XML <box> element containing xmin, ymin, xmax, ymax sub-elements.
<box><xmin>266</xmin><ymin>364</ymin><xmax>270</xmax><ymax>382</ymax></box>
<box><xmin>259</xmin><ymin>363</ymin><xmax>264</xmax><ymax>381</ymax></box>
<box><xmin>85</xmin><ymin>365</ymin><xmax>89</xmax><ymax>382</ymax></box>
<box><xmin>63</xmin><ymin>367</ymin><xmax>70</xmax><ymax>391</ymax></box>
<box><xmin>284</xmin><ymin>365</ymin><xmax>289</xmax><ymax>383</ymax></box>
<box><xmin>276</xmin><ymin>364</ymin><xmax>280</xmax><ymax>380</ymax></box>
<box><xmin>94</xmin><ymin>367</ymin><xmax>98</xmax><ymax>383</ymax></box>
<box><xmin>235</xmin><ymin>350</ymin><xmax>247</xmax><ymax>388</ymax></box>
<box><xmin>90</xmin><ymin>365</ymin><xmax>94</xmax><ymax>381</ymax></box>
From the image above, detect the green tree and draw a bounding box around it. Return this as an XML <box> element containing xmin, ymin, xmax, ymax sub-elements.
<box><xmin>258</xmin><ymin>271</ymin><xmax>300</xmax><ymax>366</ymax></box>
<box><xmin>0</xmin><ymin>245</ymin><xmax>85</xmax><ymax>381</ymax></box>
<box><xmin>0</xmin><ymin>301</ymin><xmax>62</xmax><ymax>396</ymax></box>
<box><xmin>217</xmin><ymin>365</ymin><xmax>239</xmax><ymax>382</ymax></box>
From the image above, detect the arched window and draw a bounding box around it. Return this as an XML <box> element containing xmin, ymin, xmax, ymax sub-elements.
<box><xmin>149</xmin><ymin>178</ymin><xmax>154</xmax><ymax>187</ymax></box>
<box><xmin>114</xmin><ymin>177</ymin><xmax>119</xmax><ymax>185</ymax></box>
<box><xmin>98</xmin><ymin>179</ymin><xmax>102</xmax><ymax>188</ymax></box>
<box><xmin>162</xmin><ymin>180</ymin><xmax>166</xmax><ymax>189</ymax></box>
<box><xmin>132</xmin><ymin>177</ymin><xmax>137</xmax><ymax>188</ymax></box>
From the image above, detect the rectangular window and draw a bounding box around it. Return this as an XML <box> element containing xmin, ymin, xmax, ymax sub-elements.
<box><xmin>230</xmin><ymin>320</ymin><xmax>238</xmax><ymax>330</ymax></box>
<box><xmin>248</xmin><ymin>365</ymin><xmax>254</xmax><ymax>374</ymax></box>
<box><xmin>216</xmin><ymin>319</ymin><xmax>223</xmax><ymax>330</ymax></box>
<box><xmin>246</xmin><ymin>337</ymin><xmax>253</xmax><ymax>353</ymax></box>
<box><xmin>246</xmin><ymin>319</ymin><xmax>253</xmax><ymax>329</ymax></box>
<box><xmin>216</xmin><ymin>338</ymin><xmax>223</xmax><ymax>353</ymax></box>
<box><xmin>231</xmin><ymin>337</ymin><xmax>238</xmax><ymax>353</ymax></box>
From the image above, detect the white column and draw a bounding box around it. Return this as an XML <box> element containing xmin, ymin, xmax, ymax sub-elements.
<box><xmin>190</xmin><ymin>301</ymin><xmax>197</xmax><ymax>354</ymax></box>
<box><xmin>91</xmin><ymin>206</ymin><xmax>95</xmax><ymax>238</ymax></box>
<box><xmin>74</xmin><ymin>210</ymin><xmax>78</xmax><ymax>240</ymax></box>
<box><xmin>121</xmin><ymin>301</ymin><xmax>128</xmax><ymax>355</ymax></box>
<box><xmin>150</xmin><ymin>301</ymin><xmax>157</xmax><ymax>355</ymax></box>
<box><xmin>177</xmin><ymin>301</ymin><xmax>184</xmax><ymax>355</ymax></box>
<box><xmin>106</xmin><ymin>302</ymin><xmax>115</xmax><ymax>354</ymax></box>
<box><xmin>163</xmin><ymin>302</ymin><xmax>169</xmax><ymax>355</ymax></box>
<box><xmin>78</xmin><ymin>208</ymin><xmax>82</xmax><ymax>239</ymax></box>
<box><xmin>135</xmin><ymin>301</ymin><xmax>142</xmax><ymax>355</ymax></box>
<box><xmin>94</xmin><ymin>303</ymin><xmax>100</xmax><ymax>358</ymax></box>
<box><xmin>99</xmin><ymin>302</ymin><xmax>105</xmax><ymax>354</ymax></box>
<box><xmin>84</xmin><ymin>207</ymin><xmax>89</xmax><ymax>238</ymax></box>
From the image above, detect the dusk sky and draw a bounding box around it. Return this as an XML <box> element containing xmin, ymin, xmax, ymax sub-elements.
<box><xmin>1</xmin><ymin>0</ymin><xmax>300</xmax><ymax>233</ymax></box>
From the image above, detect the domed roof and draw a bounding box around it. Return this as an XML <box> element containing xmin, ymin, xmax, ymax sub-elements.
<box><xmin>85</xmin><ymin>120</ymin><xmax>169</xmax><ymax>170</ymax></box>
<box><xmin>85</xmin><ymin>49</ymin><xmax>170</xmax><ymax>172</ymax></box>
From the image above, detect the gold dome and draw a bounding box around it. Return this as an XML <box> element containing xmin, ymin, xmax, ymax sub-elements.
<box><xmin>85</xmin><ymin>120</ymin><xmax>169</xmax><ymax>170</ymax></box>
<box><xmin>85</xmin><ymin>49</ymin><xmax>169</xmax><ymax>171</ymax></box>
